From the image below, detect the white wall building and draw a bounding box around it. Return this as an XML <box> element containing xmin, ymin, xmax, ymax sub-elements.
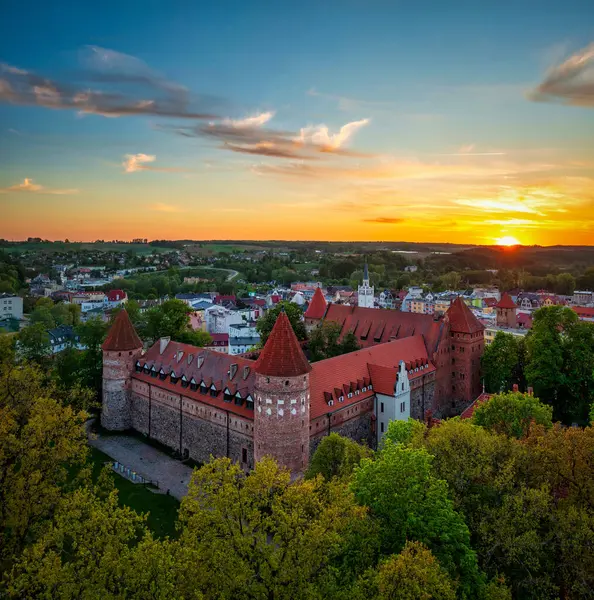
<box><xmin>0</xmin><ymin>294</ymin><xmax>23</xmax><ymax>321</ymax></box>
<box><xmin>357</xmin><ymin>262</ymin><xmax>375</xmax><ymax>309</ymax></box>
<box><xmin>205</xmin><ymin>306</ymin><xmax>245</xmax><ymax>334</ymax></box>
<box><xmin>375</xmin><ymin>360</ymin><xmax>411</xmax><ymax>445</ymax></box>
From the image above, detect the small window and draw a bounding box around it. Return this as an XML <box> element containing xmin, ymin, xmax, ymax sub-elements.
<box><xmin>380</xmin><ymin>402</ymin><xmax>384</xmax><ymax>413</ymax></box>
<box><xmin>246</xmin><ymin>397</ymin><xmax>254</xmax><ymax>410</ymax></box>
<box><xmin>362</xmin><ymin>386</ymin><xmax>367</xmax><ymax>392</ymax></box>
<box><xmin>347</xmin><ymin>392</ymin><xmax>353</xmax><ymax>398</ymax></box>
<box><xmin>210</xmin><ymin>388</ymin><xmax>218</xmax><ymax>398</ymax></box>
<box><xmin>200</xmin><ymin>384</ymin><xmax>207</xmax><ymax>394</ymax></box>
<box><xmin>224</xmin><ymin>391</ymin><xmax>233</xmax><ymax>402</ymax></box>
<box><xmin>380</xmin><ymin>422</ymin><xmax>384</xmax><ymax>433</ymax></box>
<box><xmin>135</xmin><ymin>361</ymin><xmax>142</xmax><ymax>372</ymax></box>
<box><xmin>400</xmin><ymin>401</ymin><xmax>405</xmax><ymax>413</ymax></box>
<box><xmin>242</xmin><ymin>448</ymin><xmax>248</xmax><ymax>463</ymax></box>
<box><xmin>190</xmin><ymin>381</ymin><xmax>198</xmax><ymax>392</ymax></box>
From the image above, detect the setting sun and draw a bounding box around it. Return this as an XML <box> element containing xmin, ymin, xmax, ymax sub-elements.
<box><xmin>495</xmin><ymin>236</ymin><xmax>522</xmax><ymax>246</ymax></box>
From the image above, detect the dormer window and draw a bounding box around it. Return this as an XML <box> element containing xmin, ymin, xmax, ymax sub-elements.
<box><xmin>355</xmin><ymin>390</ymin><xmax>360</xmax><ymax>395</ymax></box>
<box><xmin>150</xmin><ymin>366</ymin><xmax>157</xmax><ymax>378</ymax></box>
<box><xmin>170</xmin><ymin>371</ymin><xmax>178</xmax><ymax>384</ymax></box>
<box><xmin>243</xmin><ymin>366</ymin><xmax>250</xmax><ymax>380</ymax></box>
<box><xmin>190</xmin><ymin>378</ymin><xmax>198</xmax><ymax>392</ymax></box>
<box><xmin>135</xmin><ymin>361</ymin><xmax>142</xmax><ymax>372</ymax></box>
<box><xmin>329</xmin><ymin>400</ymin><xmax>334</xmax><ymax>406</ymax></box>
<box><xmin>339</xmin><ymin>395</ymin><xmax>344</xmax><ymax>402</ymax></box>
<box><xmin>368</xmin><ymin>384</ymin><xmax>373</xmax><ymax>390</ymax></box>
<box><xmin>143</xmin><ymin>364</ymin><xmax>150</xmax><ymax>374</ymax></box>
<box><xmin>362</xmin><ymin>386</ymin><xmax>367</xmax><ymax>392</ymax></box>
<box><xmin>210</xmin><ymin>384</ymin><xmax>218</xmax><ymax>398</ymax></box>
<box><xmin>159</xmin><ymin>368</ymin><xmax>167</xmax><ymax>381</ymax></box>
<box><xmin>246</xmin><ymin>395</ymin><xmax>254</xmax><ymax>410</ymax></box>
<box><xmin>224</xmin><ymin>388</ymin><xmax>233</xmax><ymax>402</ymax></box>
<box><xmin>181</xmin><ymin>375</ymin><xmax>189</xmax><ymax>388</ymax></box>
<box><xmin>347</xmin><ymin>392</ymin><xmax>353</xmax><ymax>398</ymax></box>
<box><xmin>200</xmin><ymin>382</ymin><xmax>207</xmax><ymax>394</ymax></box>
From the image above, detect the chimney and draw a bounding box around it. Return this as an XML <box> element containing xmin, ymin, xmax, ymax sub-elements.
<box><xmin>159</xmin><ymin>337</ymin><xmax>170</xmax><ymax>355</ymax></box>
<box><xmin>512</xmin><ymin>383</ymin><xmax>519</xmax><ymax>392</ymax></box>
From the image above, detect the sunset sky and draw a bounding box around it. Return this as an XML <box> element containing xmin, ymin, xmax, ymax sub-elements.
<box><xmin>1</xmin><ymin>0</ymin><xmax>593</xmax><ymax>245</ymax></box>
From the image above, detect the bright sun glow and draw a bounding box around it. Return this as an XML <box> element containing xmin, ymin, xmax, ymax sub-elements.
<box><xmin>495</xmin><ymin>236</ymin><xmax>521</xmax><ymax>246</ymax></box>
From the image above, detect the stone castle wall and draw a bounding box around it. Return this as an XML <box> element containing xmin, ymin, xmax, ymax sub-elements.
<box><xmin>130</xmin><ymin>378</ymin><xmax>254</xmax><ymax>468</ymax></box>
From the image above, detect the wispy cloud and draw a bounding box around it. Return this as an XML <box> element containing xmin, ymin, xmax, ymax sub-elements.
<box><xmin>362</xmin><ymin>217</ymin><xmax>405</xmax><ymax>224</ymax></box>
<box><xmin>148</xmin><ymin>202</ymin><xmax>184</xmax><ymax>213</ymax></box>
<box><xmin>528</xmin><ymin>42</ymin><xmax>594</xmax><ymax>107</ymax></box>
<box><xmin>122</xmin><ymin>153</ymin><xmax>186</xmax><ymax>173</ymax></box>
<box><xmin>0</xmin><ymin>48</ymin><xmax>222</xmax><ymax>119</ymax></box>
<box><xmin>0</xmin><ymin>178</ymin><xmax>78</xmax><ymax>195</ymax></box>
<box><xmin>222</xmin><ymin>111</ymin><xmax>275</xmax><ymax>128</ymax></box>
<box><xmin>167</xmin><ymin>116</ymin><xmax>372</xmax><ymax>160</ymax></box>
<box><xmin>297</xmin><ymin>118</ymin><xmax>370</xmax><ymax>150</ymax></box>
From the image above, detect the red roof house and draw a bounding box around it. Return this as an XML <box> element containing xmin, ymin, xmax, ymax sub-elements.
<box><xmin>102</xmin><ymin>309</ymin><xmax>142</xmax><ymax>351</ymax></box>
<box><xmin>304</xmin><ymin>287</ymin><xmax>328</xmax><ymax>320</ymax></box>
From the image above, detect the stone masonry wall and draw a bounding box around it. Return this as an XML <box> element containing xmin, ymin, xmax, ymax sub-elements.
<box><xmin>410</xmin><ymin>375</ymin><xmax>436</xmax><ymax>420</ymax></box>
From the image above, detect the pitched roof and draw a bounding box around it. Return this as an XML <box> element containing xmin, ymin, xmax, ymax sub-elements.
<box><xmin>309</xmin><ymin>335</ymin><xmax>434</xmax><ymax>419</ymax></box>
<box><xmin>460</xmin><ymin>392</ymin><xmax>492</xmax><ymax>419</ymax></box>
<box><xmin>304</xmin><ymin>286</ymin><xmax>327</xmax><ymax>319</ymax></box>
<box><xmin>254</xmin><ymin>311</ymin><xmax>311</xmax><ymax>377</ymax></box>
<box><xmin>102</xmin><ymin>309</ymin><xmax>142</xmax><ymax>351</ymax></box>
<box><xmin>447</xmin><ymin>297</ymin><xmax>484</xmax><ymax>334</ymax></box>
<box><xmin>107</xmin><ymin>289</ymin><xmax>127</xmax><ymax>302</ymax></box>
<box><xmin>495</xmin><ymin>292</ymin><xmax>518</xmax><ymax>309</ymax></box>
<box><xmin>324</xmin><ymin>303</ymin><xmax>445</xmax><ymax>354</ymax></box>
<box><xmin>134</xmin><ymin>340</ymin><xmax>256</xmax><ymax>419</ymax></box>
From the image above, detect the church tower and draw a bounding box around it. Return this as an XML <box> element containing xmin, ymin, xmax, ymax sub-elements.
<box><xmin>253</xmin><ymin>310</ymin><xmax>312</xmax><ymax>474</ymax></box>
<box><xmin>101</xmin><ymin>309</ymin><xmax>143</xmax><ymax>431</ymax></box>
<box><xmin>358</xmin><ymin>261</ymin><xmax>374</xmax><ymax>308</ymax></box>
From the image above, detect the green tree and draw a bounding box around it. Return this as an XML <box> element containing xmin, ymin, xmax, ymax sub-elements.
<box><xmin>29</xmin><ymin>305</ymin><xmax>55</xmax><ymax>329</ymax></box>
<box><xmin>481</xmin><ymin>332</ymin><xmax>524</xmax><ymax>393</ymax></box>
<box><xmin>375</xmin><ymin>541</ymin><xmax>457</xmax><ymax>600</ymax></box>
<box><xmin>256</xmin><ymin>301</ymin><xmax>306</xmax><ymax>345</ymax></box>
<box><xmin>0</xmin><ymin>362</ymin><xmax>89</xmax><ymax>569</ymax></box>
<box><xmin>17</xmin><ymin>323</ymin><xmax>51</xmax><ymax>364</ymax></box>
<box><xmin>472</xmin><ymin>391</ymin><xmax>552</xmax><ymax>439</ymax></box>
<box><xmin>177</xmin><ymin>456</ymin><xmax>368</xmax><ymax>600</ymax></box>
<box><xmin>440</xmin><ymin>271</ymin><xmax>462</xmax><ymax>291</ymax></box>
<box><xmin>76</xmin><ymin>317</ymin><xmax>109</xmax><ymax>396</ymax></box>
<box><xmin>306</xmin><ymin>433</ymin><xmax>372</xmax><ymax>480</ymax></box>
<box><xmin>555</xmin><ymin>273</ymin><xmax>575</xmax><ymax>296</ymax></box>
<box><xmin>352</xmin><ymin>443</ymin><xmax>484</xmax><ymax>598</ymax></box>
<box><xmin>308</xmin><ymin>321</ymin><xmax>360</xmax><ymax>362</ymax></box>
<box><xmin>143</xmin><ymin>299</ymin><xmax>195</xmax><ymax>344</ymax></box>
<box><xmin>382</xmin><ymin>418</ymin><xmax>425</xmax><ymax>447</ymax></box>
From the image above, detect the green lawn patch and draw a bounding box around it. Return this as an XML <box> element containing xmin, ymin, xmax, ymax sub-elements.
<box><xmin>88</xmin><ymin>447</ymin><xmax>180</xmax><ymax>539</ymax></box>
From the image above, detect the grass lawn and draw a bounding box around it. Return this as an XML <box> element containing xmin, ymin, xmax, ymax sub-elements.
<box><xmin>88</xmin><ymin>447</ymin><xmax>180</xmax><ymax>539</ymax></box>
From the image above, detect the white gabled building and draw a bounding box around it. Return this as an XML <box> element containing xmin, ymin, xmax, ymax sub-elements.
<box><xmin>357</xmin><ymin>262</ymin><xmax>375</xmax><ymax>309</ymax></box>
<box><xmin>374</xmin><ymin>360</ymin><xmax>411</xmax><ymax>445</ymax></box>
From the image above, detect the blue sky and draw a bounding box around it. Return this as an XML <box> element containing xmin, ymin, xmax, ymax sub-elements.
<box><xmin>1</xmin><ymin>0</ymin><xmax>593</xmax><ymax>243</ymax></box>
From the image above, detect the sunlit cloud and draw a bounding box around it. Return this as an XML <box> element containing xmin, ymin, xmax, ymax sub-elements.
<box><xmin>0</xmin><ymin>178</ymin><xmax>79</xmax><ymax>195</ymax></box>
<box><xmin>122</xmin><ymin>153</ymin><xmax>186</xmax><ymax>173</ymax></box>
<box><xmin>222</xmin><ymin>111</ymin><xmax>275</xmax><ymax>128</ymax></box>
<box><xmin>529</xmin><ymin>42</ymin><xmax>594</xmax><ymax>107</ymax></box>
<box><xmin>297</xmin><ymin>118</ymin><xmax>370</xmax><ymax>150</ymax></box>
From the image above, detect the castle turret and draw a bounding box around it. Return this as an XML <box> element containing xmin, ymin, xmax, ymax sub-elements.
<box><xmin>101</xmin><ymin>309</ymin><xmax>143</xmax><ymax>430</ymax></box>
<box><xmin>495</xmin><ymin>293</ymin><xmax>518</xmax><ymax>328</ymax></box>
<box><xmin>253</xmin><ymin>310</ymin><xmax>312</xmax><ymax>474</ymax></box>
<box><xmin>304</xmin><ymin>286</ymin><xmax>327</xmax><ymax>333</ymax></box>
<box><xmin>446</xmin><ymin>297</ymin><xmax>485</xmax><ymax>409</ymax></box>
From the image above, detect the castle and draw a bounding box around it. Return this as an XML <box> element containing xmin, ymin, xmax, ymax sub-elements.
<box><xmin>101</xmin><ymin>293</ymin><xmax>484</xmax><ymax>475</ymax></box>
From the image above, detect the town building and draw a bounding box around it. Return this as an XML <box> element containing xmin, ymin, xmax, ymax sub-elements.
<box><xmin>0</xmin><ymin>294</ymin><xmax>23</xmax><ymax>321</ymax></box>
<box><xmin>495</xmin><ymin>293</ymin><xmax>518</xmax><ymax>328</ymax></box>
<box><xmin>48</xmin><ymin>325</ymin><xmax>85</xmax><ymax>354</ymax></box>
<box><xmin>573</xmin><ymin>290</ymin><xmax>593</xmax><ymax>306</ymax></box>
<box><xmin>357</xmin><ymin>263</ymin><xmax>374</xmax><ymax>308</ymax></box>
<box><xmin>228</xmin><ymin>323</ymin><xmax>260</xmax><ymax>355</ymax></box>
<box><xmin>106</xmin><ymin>289</ymin><xmax>128</xmax><ymax>308</ymax></box>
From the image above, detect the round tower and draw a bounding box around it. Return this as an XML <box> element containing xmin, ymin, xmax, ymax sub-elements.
<box><xmin>253</xmin><ymin>310</ymin><xmax>312</xmax><ymax>474</ymax></box>
<box><xmin>101</xmin><ymin>309</ymin><xmax>143</xmax><ymax>431</ymax></box>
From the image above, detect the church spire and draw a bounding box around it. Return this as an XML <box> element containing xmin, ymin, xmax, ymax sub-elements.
<box><xmin>363</xmin><ymin>260</ymin><xmax>369</xmax><ymax>283</ymax></box>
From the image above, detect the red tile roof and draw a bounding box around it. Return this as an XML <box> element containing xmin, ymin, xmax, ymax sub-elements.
<box><xmin>102</xmin><ymin>309</ymin><xmax>142</xmax><ymax>351</ymax></box>
<box><xmin>309</xmin><ymin>335</ymin><xmax>434</xmax><ymax>419</ymax></box>
<box><xmin>496</xmin><ymin>293</ymin><xmax>517</xmax><ymax>309</ymax></box>
<box><xmin>460</xmin><ymin>392</ymin><xmax>492</xmax><ymax>419</ymax></box>
<box><xmin>573</xmin><ymin>306</ymin><xmax>594</xmax><ymax>319</ymax></box>
<box><xmin>324</xmin><ymin>304</ymin><xmax>445</xmax><ymax>354</ymax></box>
<box><xmin>135</xmin><ymin>340</ymin><xmax>256</xmax><ymax>419</ymax></box>
<box><xmin>254</xmin><ymin>311</ymin><xmax>312</xmax><ymax>377</ymax></box>
<box><xmin>484</xmin><ymin>297</ymin><xmax>498</xmax><ymax>307</ymax></box>
<box><xmin>214</xmin><ymin>295</ymin><xmax>236</xmax><ymax>305</ymax></box>
<box><xmin>516</xmin><ymin>312</ymin><xmax>533</xmax><ymax>328</ymax></box>
<box><xmin>107</xmin><ymin>289</ymin><xmax>127</xmax><ymax>302</ymax></box>
<box><xmin>304</xmin><ymin>287</ymin><xmax>327</xmax><ymax>319</ymax></box>
<box><xmin>447</xmin><ymin>297</ymin><xmax>484</xmax><ymax>334</ymax></box>
<box><xmin>209</xmin><ymin>333</ymin><xmax>229</xmax><ymax>343</ymax></box>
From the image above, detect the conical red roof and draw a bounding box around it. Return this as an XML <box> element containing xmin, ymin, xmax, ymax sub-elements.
<box><xmin>254</xmin><ymin>311</ymin><xmax>311</xmax><ymax>377</ymax></box>
<box><xmin>447</xmin><ymin>297</ymin><xmax>484</xmax><ymax>334</ymax></box>
<box><xmin>102</xmin><ymin>309</ymin><xmax>142</xmax><ymax>351</ymax></box>
<box><xmin>304</xmin><ymin>287</ymin><xmax>327</xmax><ymax>319</ymax></box>
<box><xmin>495</xmin><ymin>293</ymin><xmax>517</xmax><ymax>309</ymax></box>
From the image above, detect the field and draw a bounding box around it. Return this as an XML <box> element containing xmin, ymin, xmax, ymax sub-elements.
<box><xmin>88</xmin><ymin>447</ymin><xmax>180</xmax><ymax>539</ymax></box>
<box><xmin>3</xmin><ymin>242</ymin><xmax>171</xmax><ymax>255</ymax></box>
